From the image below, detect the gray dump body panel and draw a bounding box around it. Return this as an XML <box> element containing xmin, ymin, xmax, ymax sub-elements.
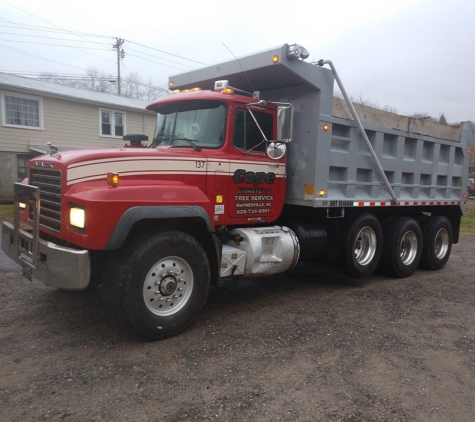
<box><xmin>171</xmin><ymin>44</ymin><xmax>474</xmax><ymax>210</ymax></box>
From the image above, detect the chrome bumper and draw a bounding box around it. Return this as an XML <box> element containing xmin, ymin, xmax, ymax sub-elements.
<box><xmin>1</xmin><ymin>222</ymin><xmax>90</xmax><ymax>291</ymax></box>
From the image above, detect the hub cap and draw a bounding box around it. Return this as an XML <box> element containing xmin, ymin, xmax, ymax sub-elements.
<box><xmin>400</xmin><ymin>231</ymin><xmax>418</xmax><ymax>265</ymax></box>
<box><xmin>143</xmin><ymin>256</ymin><xmax>193</xmax><ymax>316</ymax></box>
<box><xmin>434</xmin><ymin>228</ymin><xmax>449</xmax><ymax>259</ymax></box>
<box><xmin>354</xmin><ymin>226</ymin><xmax>377</xmax><ymax>266</ymax></box>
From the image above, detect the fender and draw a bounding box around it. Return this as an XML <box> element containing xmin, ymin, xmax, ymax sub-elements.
<box><xmin>105</xmin><ymin>205</ymin><xmax>213</xmax><ymax>250</ymax></box>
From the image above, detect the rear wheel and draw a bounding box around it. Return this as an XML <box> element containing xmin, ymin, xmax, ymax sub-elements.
<box><xmin>420</xmin><ymin>216</ymin><xmax>453</xmax><ymax>270</ymax></box>
<box><xmin>381</xmin><ymin>217</ymin><xmax>422</xmax><ymax>278</ymax></box>
<box><xmin>339</xmin><ymin>213</ymin><xmax>383</xmax><ymax>278</ymax></box>
<box><xmin>101</xmin><ymin>230</ymin><xmax>210</xmax><ymax>340</ymax></box>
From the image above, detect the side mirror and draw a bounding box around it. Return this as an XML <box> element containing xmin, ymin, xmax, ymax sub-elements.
<box><xmin>277</xmin><ymin>105</ymin><xmax>293</xmax><ymax>142</ymax></box>
<box><xmin>266</xmin><ymin>142</ymin><xmax>286</xmax><ymax>160</ymax></box>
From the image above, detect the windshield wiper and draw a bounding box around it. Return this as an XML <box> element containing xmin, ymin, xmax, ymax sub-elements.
<box><xmin>171</xmin><ymin>137</ymin><xmax>201</xmax><ymax>152</ymax></box>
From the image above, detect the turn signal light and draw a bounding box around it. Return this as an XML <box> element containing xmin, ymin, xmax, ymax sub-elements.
<box><xmin>272</xmin><ymin>55</ymin><xmax>279</xmax><ymax>63</ymax></box>
<box><xmin>107</xmin><ymin>172</ymin><xmax>119</xmax><ymax>187</ymax></box>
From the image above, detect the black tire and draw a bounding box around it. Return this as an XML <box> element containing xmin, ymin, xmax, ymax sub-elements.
<box><xmin>339</xmin><ymin>213</ymin><xmax>383</xmax><ymax>278</ymax></box>
<box><xmin>381</xmin><ymin>217</ymin><xmax>422</xmax><ymax>278</ymax></box>
<box><xmin>420</xmin><ymin>216</ymin><xmax>453</xmax><ymax>270</ymax></box>
<box><xmin>101</xmin><ymin>231</ymin><xmax>210</xmax><ymax>340</ymax></box>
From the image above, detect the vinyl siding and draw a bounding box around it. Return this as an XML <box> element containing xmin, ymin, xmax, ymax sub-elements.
<box><xmin>0</xmin><ymin>91</ymin><xmax>156</xmax><ymax>153</ymax></box>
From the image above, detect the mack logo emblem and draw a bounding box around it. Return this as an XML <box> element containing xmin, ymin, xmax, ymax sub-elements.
<box><xmin>35</xmin><ymin>161</ymin><xmax>54</xmax><ymax>168</ymax></box>
<box><xmin>233</xmin><ymin>169</ymin><xmax>275</xmax><ymax>186</ymax></box>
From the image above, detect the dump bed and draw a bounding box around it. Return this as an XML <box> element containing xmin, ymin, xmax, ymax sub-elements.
<box><xmin>170</xmin><ymin>43</ymin><xmax>474</xmax><ymax>209</ymax></box>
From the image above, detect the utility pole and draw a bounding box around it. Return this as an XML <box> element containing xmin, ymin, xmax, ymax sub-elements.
<box><xmin>113</xmin><ymin>38</ymin><xmax>125</xmax><ymax>95</ymax></box>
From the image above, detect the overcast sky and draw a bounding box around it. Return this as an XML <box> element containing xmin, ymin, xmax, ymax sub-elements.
<box><xmin>0</xmin><ymin>0</ymin><xmax>474</xmax><ymax>122</ymax></box>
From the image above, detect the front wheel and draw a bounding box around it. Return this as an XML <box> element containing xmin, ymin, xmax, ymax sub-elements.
<box><xmin>102</xmin><ymin>231</ymin><xmax>210</xmax><ymax>340</ymax></box>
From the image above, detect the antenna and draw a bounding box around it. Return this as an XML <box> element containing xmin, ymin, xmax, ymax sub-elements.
<box><xmin>222</xmin><ymin>42</ymin><xmax>255</xmax><ymax>93</ymax></box>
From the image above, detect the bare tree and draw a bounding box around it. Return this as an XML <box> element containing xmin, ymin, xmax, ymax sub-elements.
<box><xmin>409</xmin><ymin>112</ymin><xmax>438</xmax><ymax>122</ymax></box>
<box><xmin>438</xmin><ymin>113</ymin><xmax>448</xmax><ymax>125</ymax></box>
<box><xmin>145</xmin><ymin>76</ymin><xmax>168</xmax><ymax>101</ymax></box>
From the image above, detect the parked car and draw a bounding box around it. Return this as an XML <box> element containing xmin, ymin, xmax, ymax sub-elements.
<box><xmin>468</xmin><ymin>183</ymin><xmax>475</xmax><ymax>197</ymax></box>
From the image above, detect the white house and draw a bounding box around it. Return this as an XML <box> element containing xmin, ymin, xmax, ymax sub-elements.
<box><xmin>0</xmin><ymin>73</ymin><xmax>157</xmax><ymax>199</ymax></box>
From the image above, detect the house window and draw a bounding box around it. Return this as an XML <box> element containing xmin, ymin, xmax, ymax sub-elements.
<box><xmin>100</xmin><ymin>109</ymin><xmax>126</xmax><ymax>137</ymax></box>
<box><xmin>17</xmin><ymin>154</ymin><xmax>35</xmax><ymax>179</ymax></box>
<box><xmin>1</xmin><ymin>91</ymin><xmax>44</xmax><ymax>130</ymax></box>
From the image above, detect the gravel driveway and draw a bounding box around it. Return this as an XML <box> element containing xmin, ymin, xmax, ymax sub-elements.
<box><xmin>1</xmin><ymin>229</ymin><xmax>474</xmax><ymax>421</ymax></box>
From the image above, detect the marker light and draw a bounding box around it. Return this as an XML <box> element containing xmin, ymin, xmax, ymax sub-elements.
<box><xmin>107</xmin><ymin>172</ymin><xmax>119</xmax><ymax>187</ymax></box>
<box><xmin>221</xmin><ymin>88</ymin><xmax>234</xmax><ymax>95</ymax></box>
<box><xmin>216</xmin><ymin>195</ymin><xmax>223</xmax><ymax>203</ymax></box>
<box><xmin>463</xmin><ymin>193</ymin><xmax>467</xmax><ymax>198</ymax></box>
<box><xmin>19</xmin><ymin>202</ymin><xmax>26</xmax><ymax>210</ymax></box>
<box><xmin>180</xmin><ymin>89</ymin><xmax>190</xmax><ymax>94</ymax></box>
<box><xmin>190</xmin><ymin>87</ymin><xmax>201</xmax><ymax>92</ymax></box>
<box><xmin>323</xmin><ymin>124</ymin><xmax>329</xmax><ymax>131</ymax></box>
<box><xmin>70</xmin><ymin>207</ymin><xmax>85</xmax><ymax>229</ymax></box>
<box><xmin>169</xmin><ymin>81</ymin><xmax>174</xmax><ymax>88</ymax></box>
<box><xmin>170</xmin><ymin>90</ymin><xmax>180</xmax><ymax>95</ymax></box>
<box><xmin>319</xmin><ymin>190</ymin><xmax>326</xmax><ymax>197</ymax></box>
<box><xmin>272</xmin><ymin>55</ymin><xmax>279</xmax><ymax>63</ymax></box>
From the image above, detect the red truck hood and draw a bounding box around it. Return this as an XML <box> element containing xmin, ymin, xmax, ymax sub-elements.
<box><xmin>31</xmin><ymin>146</ymin><xmax>206</xmax><ymax>168</ymax></box>
<box><xmin>30</xmin><ymin>146</ymin><xmax>210</xmax><ymax>188</ymax></box>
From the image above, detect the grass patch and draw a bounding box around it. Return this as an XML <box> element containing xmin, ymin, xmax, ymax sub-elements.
<box><xmin>460</xmin><ymin>202</ymin><xmax>475</xmax><ymax>234</ymax></box>
<box><xmin>0</xmin><ymin>204</ymin><xmax>14</xmax><ymax>223</ymax></box>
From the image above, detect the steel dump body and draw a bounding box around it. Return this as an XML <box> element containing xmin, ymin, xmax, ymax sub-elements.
<box><xmin>171</xmin><ymin>44</ymin><xmax>473</xmax><ymax>210</ymax></box>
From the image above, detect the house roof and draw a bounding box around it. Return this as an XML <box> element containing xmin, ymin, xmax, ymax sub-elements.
<box><xmin>0</xmin><ymin>72</ymin><xmax>153</xmax><ymax>112</ymax></box>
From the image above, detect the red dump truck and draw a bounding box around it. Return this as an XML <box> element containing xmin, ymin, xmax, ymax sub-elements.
<box><xmin>2</xmin><ymin>43</ymin><xmax>473</xmax><ymax>340</ymax></box>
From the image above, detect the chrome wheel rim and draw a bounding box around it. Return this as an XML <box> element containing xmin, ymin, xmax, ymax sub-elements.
<box><xmin>143</xmin><ymin>256</ymin><xmax>193</xmax><ymax>316</ymax></box>
<box><xmin>434</xmin><ymin>228</ymin><xmax>449</xmax><ymax>259</ymax></box>
<box><xmin>400</xmin><ymin>231</ymin><xmax>418</xmax><ymax>265</ymax></box>
<box><xmin>354</xmin><ymin>226</ymin><xmax>377</xmax><ymax>266</ymax></box>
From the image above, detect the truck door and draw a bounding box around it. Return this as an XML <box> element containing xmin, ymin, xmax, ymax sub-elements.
<box><xmin>227</xmin><ymin>106</ymin><xmax>286</xmax><ymax>222</ymax></box>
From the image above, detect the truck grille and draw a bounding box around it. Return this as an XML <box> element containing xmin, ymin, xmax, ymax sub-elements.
<box><xmin>29</xmin><ymin>168</ymin><xmax>62</xmax><ymax>232</ymax></box>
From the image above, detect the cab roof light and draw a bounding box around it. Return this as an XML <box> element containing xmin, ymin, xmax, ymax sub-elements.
<box><xmin>190</xmin><ymin>87</ymin><xmax>201</xmax><ymax>92</ymax></box>
<box><xmin>180</xmin><ymin>89</ymin><xmax>190</xmax><ymax>94</ymax></box>
<box><xmin>221</xmin><ymin>88</ymin><xmax>234</xmax><ymax>95</ymax></box>
<box><xmin>107</xmin><ymin>172</ymin><xmax>119</xmax><ymax>187</ymax></box>
<box><xmin>170</xmin><ymin>89</ymin><xmax>180</xmax><ymax>95</ymax></box>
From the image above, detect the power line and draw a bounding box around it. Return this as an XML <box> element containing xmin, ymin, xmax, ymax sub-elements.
<box><xmin>0</xmin><ymin>16</ymin><xmax>116</xmax><ymax>64</ymax></box>
<box><xmin>126</xmin><ymin>47</ymin><xmax>195</xmax><ymax>69</ymax></box>
<box><xmin>126</xmin><ymin>53</ymin><xmax>187</xmax><ymax>71</ymax></box>
<box><xmin>0</xmin><ymin>43</ymin><xmax>93</xmax><ymax>71</ymax></box>
<box><xmin>0</xmin><ymin>38</ymin><xmax>110</xmax><ymax>50</ymax></box>
<box><xmin>1</xmin><ymin>0</ymin><xmax>113</xmax><ymax>46</ymax></box>
<box><xmin>0</xmin><ymin>30</ymin><xmax>111</xmax><ymax>44</ymax></box>
<box><xmin>0</xmin><ymin>22</ymin><xmax>112</xmax><ymax>38</ymax></box>
<box><xmin>124</xmin><ymin>39</ymin><xmax>206</xmax><ymax>65</ymax></box>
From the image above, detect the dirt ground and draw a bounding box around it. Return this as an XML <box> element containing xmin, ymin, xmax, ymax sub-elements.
<box><xmin>1</xmin><ymin>229</ymin><xmax>474</xmax><ymax>421</ymax></box>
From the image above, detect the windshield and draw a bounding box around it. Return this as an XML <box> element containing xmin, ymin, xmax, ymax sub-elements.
<box><xmin>152</xmin><ymin>100</ymin><xmax>226</xmax><ymax>148</ymax></box>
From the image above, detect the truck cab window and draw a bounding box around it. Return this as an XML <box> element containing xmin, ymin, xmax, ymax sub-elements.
<box><xmin>233</xmin><ymin>109</ymin><xmax>274</xmax><ymax>152</ymax></box>
<box><xmin>152</xmin><ymin>100</ymin><xmax>226</xmax><ymax>148</ymax></box>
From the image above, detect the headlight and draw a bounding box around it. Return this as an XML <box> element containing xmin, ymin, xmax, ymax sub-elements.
<box><xmin>70</xmin><ymin>207</ymin><xmax>85</xmax><ymax>229</ymax></box>
<box><xmin>19</xmin><ymin>202</ymin><xmax>26</xmax><ymax>210</ymax></box>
